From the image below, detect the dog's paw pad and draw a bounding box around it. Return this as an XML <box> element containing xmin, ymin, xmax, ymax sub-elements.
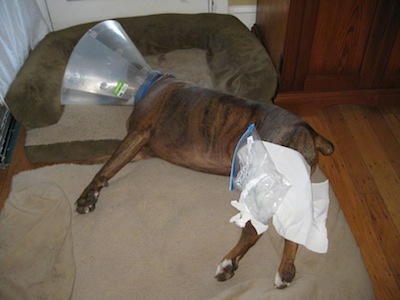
<box><xmin>215</xmin><ymin>259</ymin><xmax>238</xmax><ymax>281</ymax></box>
<box><xmin>76</xmin><ymin>203</ymin><xmax>96</xmax><ymax>214</ymax></box>
<box><xmin>274</xmin><ymin>272</ymin><xmax>291</xmax><ymax>289</ymax></box>
<box><xmin>76</xmin><ymin>190</ymin><xmax>98</xmax><ymax>214</ymax></box>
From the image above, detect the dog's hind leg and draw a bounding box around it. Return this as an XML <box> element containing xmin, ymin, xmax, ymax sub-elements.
<box><xmin>274</xmin><ymin>239</ymin><xmax>298</xmax><ymax>289</ymax></box>
<box><xmin>215</xmin><ymin>221</ymin><xmax>261</xmax><ymax>281</ymax></box>
<box><xmin>215</xmin><ymin>222</ymin><xmax>299</xmax><ymax>288</ymax></box>
<box><xmin>76</xmin><ymin>129</ymin><xmax>151</xmax><ymax>214</ymax></box>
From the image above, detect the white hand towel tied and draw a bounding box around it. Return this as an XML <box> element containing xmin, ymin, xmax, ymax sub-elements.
<box><xmin>230</xmin><ymin>141</ymin><xmax>330</xmax><ymax>254</ymax></box>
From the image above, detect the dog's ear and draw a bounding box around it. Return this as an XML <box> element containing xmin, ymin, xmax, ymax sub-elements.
<box><xmin>314</xmin><ymin>135</ymin><xmax>334</xmax><ymax>156</ymax></box>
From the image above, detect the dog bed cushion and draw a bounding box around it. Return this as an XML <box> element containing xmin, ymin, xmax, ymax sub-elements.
<box><xmin>0</xmin><ymin>161</ymin><xmax>373</xmax><ymax>299</ymax></box>
<box><xmin>4</xmin><ymin>14</ymin><xmax>278</xmax><ymax>163</ymax></box>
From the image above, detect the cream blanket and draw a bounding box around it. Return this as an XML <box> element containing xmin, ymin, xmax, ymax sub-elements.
<box><xmin>0</xmin><ymin>159</ymin><xmax>374</xmax><ymax>299</ymax></box>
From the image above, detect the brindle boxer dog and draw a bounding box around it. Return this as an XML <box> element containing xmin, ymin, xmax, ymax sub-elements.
<box><xmin>76</xmin><ymin>75</ymin><xmax>334</xmax><ymax>288</ymax></box>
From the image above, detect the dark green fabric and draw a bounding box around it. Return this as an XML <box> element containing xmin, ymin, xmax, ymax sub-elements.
<box><xmin>25</xmin><ymin>140</ymin><xmax>122</xmax><ymax>163</ymax></box>
<box><xmin>5</xmin><ymin>13</ymin><xmax>277</xmax><ymax>130</ymax></box>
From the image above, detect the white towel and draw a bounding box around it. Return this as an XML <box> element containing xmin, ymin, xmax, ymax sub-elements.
<box><xmin>230</xmin><ymin>141</ymin><xmax>330</xmax><ymax>253</ymax></box>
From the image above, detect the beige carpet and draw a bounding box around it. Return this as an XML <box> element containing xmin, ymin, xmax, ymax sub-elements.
<box><xmin>0</xmin><ymin>159</ymin><xmax>374</xmax><ymax>299</ymax></box>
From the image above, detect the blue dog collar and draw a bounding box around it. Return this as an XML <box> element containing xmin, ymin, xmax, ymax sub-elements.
<box><xmin>135</xmin><ymin>71</ymin><xmax>173</xmax><ymax>104</ymax></box>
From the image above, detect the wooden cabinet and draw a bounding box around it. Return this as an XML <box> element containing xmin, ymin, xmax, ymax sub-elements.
<box><xmin>255</xmin><ymin>0</ymin><xmax>400</xmax><ymax>114</ymax></box>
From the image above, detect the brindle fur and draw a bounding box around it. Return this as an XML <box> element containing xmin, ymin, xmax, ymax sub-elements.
<box><xmin>76</xmin><ymin>75</ymin><xmax>334</xmax><ymax>288</ymax></box>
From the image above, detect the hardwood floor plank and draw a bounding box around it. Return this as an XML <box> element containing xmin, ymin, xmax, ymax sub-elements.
<box><xmin>381</xmin><ymin>109</ymin><xmax>400</xmax><ymax>145</ymax></box>
<box><xmin>304</xmin><ymin>105</ymin><xmax>400</xmax><ymax>299</ymax></box>
<box><xmin>341</xmin><ymin>106</ymin><xmax>400</xmax><ymax>231</ymax></box>
<box><xmin>370</xmin><ymin>107</ymin><xmax>400</xmax><ymax>175</ymax></box>
<box><xmin>328</xmin><ymin>105</ymin><xmax>400</xmax><ymax>288</ymax></box>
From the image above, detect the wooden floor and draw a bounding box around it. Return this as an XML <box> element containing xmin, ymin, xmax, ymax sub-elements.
<box><xmin>1</xmin><ymin>103</ymin><xmax>399</xmax><ymax>299</ymax></box>
<box><xmin>304</xmin><ymin>104</ymin><xmax>400</xmax><ymax>300</ymax></box>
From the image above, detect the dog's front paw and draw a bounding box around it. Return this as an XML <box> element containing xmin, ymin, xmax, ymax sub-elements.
<box><xmin>76</xmin><ymin>190</ymin><xmax>98</xmax><ymax>214</ymax></box>
<box><xmin>274</xmin><ymin>272</ymin><xmax>290</xmax><ymax>289</ymax></box>
<box><xmin>274</xmin><ymin>263</ymin><xmax>296</xmax><ymax>289</ymax></box>
<box><xmin>215</xmin><ymin>259</ymin><xmax>238</xmax><ymax>281</ymax></box>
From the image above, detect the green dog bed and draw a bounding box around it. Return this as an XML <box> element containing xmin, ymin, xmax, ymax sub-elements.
<box><xmin>5</xmin><ymin>13</ymin><xmax>278</xmax><ymax>163</ymax></box>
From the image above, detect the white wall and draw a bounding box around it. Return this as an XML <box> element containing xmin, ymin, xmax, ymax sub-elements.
<box><xmin>45</xmin><ymin>0</ymin><xmax>229</xmax><ymax>30</ymax></box>
<box><xmin>228</xmin><ymin>4</ymin><xmax>256</xmax><ymax>29</ymax></box>
<box><xmin>39</xmin><ymin>0</ymin><xmax>257</xmax><ymax>31</ymax></box>
<box><xmin>35</xmin><ymin>0</ymin><xmax>52</xmax><ymax>30</ymax></box>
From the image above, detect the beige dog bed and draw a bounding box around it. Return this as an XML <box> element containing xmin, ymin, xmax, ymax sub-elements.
<box><xmin>0</xmin><ymin>160</ymin><xmax>373</xmax><ymax>299</ymax></box>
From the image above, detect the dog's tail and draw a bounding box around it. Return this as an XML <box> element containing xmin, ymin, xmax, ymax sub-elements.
<box><xmin>314</xmin><ymin>133</ymin><xmax>334</xmax><ymax>156</ymax></box>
